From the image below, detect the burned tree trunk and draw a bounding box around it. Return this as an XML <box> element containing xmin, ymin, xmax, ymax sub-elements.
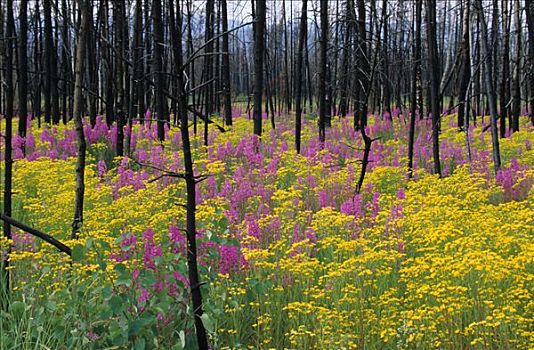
<box><xmin>457</xmin><ymin>0</ymin><xmax>471</xmax><ymax>131</ymax></box>
<box><xmin>2</xmin><ymin>0</ymin><xmax>15</xmax><ymax>299</ymax></box>
<box><xmin>425</xmin><ymin>0</ymin><xmax>442</xmax><ymax>177</ymax></box>
<box><xmin>115</xmin><ymin>0</ymin><xmax>126</xmax><ymax>156</ymax></box>
<box><xmin>133</xmin><ymin>0</ymin><xmax>144</xmax><ymax>128</ymax></box>
<box><xmin>282</xmin><ymin>0</ymin><xmax>292</xmax><ymax>112</ymax></box>
<box><xmin>381</xmin><ymin>0</ymin><xmax>392</xmax><ymax>117</ymax></box>
<box><xmin>526</xmin><ymin>0</ymin><xmax>534</xmax><ymax>125</ymax></box>
<box><xmin>474</xmin><ymin>0</ymin><xmax>501</xmax><ymax>172</ymax></box>
<box><xmin>18</xmin><ymin>0</ymin><xmax>28</xmax><ymax>140</ymax></box>
<box><xmin>355</xmin><ymin>0</ymin><xmax>369</xmax><ymax>130</ymax></box>
<box><xmin>221</xmin><ymin>0</ymin><xmax>232</xmax><ymax>126</ymax></box>
<box><xmin>152</xmin><ymin>0</ymin><xmax>166</xmax><ymax>142</ymax></box>
<box><xmin>203</xmin><ymin>0</ymin><xmax>215</xmax><ymax>146</ymax></box>
<box><xmin>318</xmin><ymin>0</ymin><xmax>328</xmax><ymax>143</ymax></box>
<box><xmin>172</xmin><ymin>2</ymin><xmax>209</xmax><ymax>348</ymax></box>
<box><xmin>408</xmin><ymin>0</ymin><xmax>422</xmax><ymax>178</ymax></box>
<box><xmin>295</xmin><ymin>0</ymin><xmax>307</xmax><ymax>154</ymax></box>
<box><xmin>87</xmin><ymin>2</ymin><xmax>98</xmax><ymax>128</ymax></box>
<box><xmin>187</xmin><ymin>0</ymin><xmax>197</xmax><ymax>133</ymax></box>
<box><xmin>338</xmin><ymin>0</ymin><xmax>353</xmax><ymax>118</ymax></box>
<box><xmin>32</xmin><ymin>1</ymin><xmax>42</xmax><ymax>127</ymax></box>
<box><xmin>72</xmin><ymin>0</ymin><xmax>89</xmax><ymax>238</ymax></box>
<box><xmin>252</xmin><ymin>0</ymin><xmax>266</xmax><ymax>137</ymax></box>
<box><xmin>60</xmin><ymin>0</ymin><xmax>71</xmax><ymax>125</ymax></box>
<box><xmin>510</xmin><ymin>0</ymin><xmax>521</xmax><ymax>132</ymax></box>
<box><xmin>102</xmin><ymin>0</ymin><xmax>114</xmax><ymax>127</ymax></box>
<box><xmin>499</xmin><ymin>0</ymin><xmax>510</xmax><ymax>138</ymax></box>
<box><xmin>355</xmin><ymin>0</ymin><xmax>377</xmax><ymax>193</ymax></box>
<box><xmin>43</xmin><ymin>0</ymin><xmax>56</xmax><ymax>124</ymax></box>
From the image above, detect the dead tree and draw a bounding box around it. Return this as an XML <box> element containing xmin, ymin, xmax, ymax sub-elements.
<box><xmin>221</xmin><ymin>0</ymin><xmax>232</xmax><ymax>126</ymax></box>
<box><xmin>87</xmin><ymin>2</ymin><xmax>98</xmax><ymax>128</ymax></box>
<box><xmin>2</xmin><ymin>0</ymin><xmax>15</xmax><ymax>300</ymax></box>
<box><xmin>102</xmin><ymin>0</ymin><xmax>114</xmax><ymax>127</ymax></box>
<box><xmin>510</xmin><ymin>0</ymin><xmax>521</xmax><ymax>132</ymax></box>
<box><xmin>282</xmin><ymin>0</ymin><xmax>292</xmax><ymax>112</ymax></box>
<box><xmin>425</xmin><ymin>0</ymin><xmax>442</xmax><ymax>177</ymax></box>
<box><xmin>318</xmin><ymin>0</ymin><xmax>328</xmax><ymax>143</ymax></box>
<box><xmin>203</xmin><ymin>0</ymin><xmax>215</xmax><ymax>146</ymax></box>
<box><xmin>474</xmin><ymin>0</ymin><xmax>501</xmax><ymax>172</ymax></box>
<box><xmin>60</xmin><ymin>0</ymin><xmax>72</xmax><ymax>125</ymax></box>
<box><xmin>253</xmin><ymin>0</ymin><xmax>266</xmax><ymax>137</ymax></box>
<box><xmin>457</xmin><ymin>0</ymin><xmax>471</xmax><ymax>131</ymax></box>
<box><xmin>115</xmin><ymin>0</ymin><xmax>127</xmax><ymax>156</ymax></box>
<box><xmin>18</xmin><ymin>0</ymin><xmax>28</xmax><ymax>141</ymax></box>
<box><xmin>338</xmin><ymin>0</ymin><xmax>353</xmax><ymax>118</ymax></box>
<box><xmin>152</xmin><ymin>0</ymin><xmax>166</xmax><ymax>142</ymax></box>
<box><xmin>408</xmin><ymin>0</ymin><xmax>422</xmax><ymax>178</ymax></box>
<box><xmin>133</xmin><ymin>0</ymin><xmax>144</xmax><ymax>129</ymax></box>
<box><xmin>499</xmin><ymin>0</ymin><xmax>511</xmax><ymax>138</ymax></box>
<box><xmin>355</xmin><ymin>0</ymin><xmax>380</xmax><ymax>193</ymax></box>
<box><xmin>170</xmin><ymin>1</ymin><xmax>209</xmax><ymax>347</ymax></box>
<box><xmin>295</xmin><ymin>0</ymin><xmax>308</xmax><ymax>154</ymax></box>
<box><xmin>32</xmin><ymin>0</ymin><xmax>42</xmax><ymax>127</ymax></box>
<box><xmin>72</xmin><ymin>0</ymin><xmax>89</xmax><ymax>238</ymax></box>
<box><xmin>43</xmin><ymin>0</ymin><xmax>57</xmax><ymax>124</ymax></box>
<box><xmin>526</xmin><ymin>0</ymin><xmax>534</xmax><ymax>125</ymax></box>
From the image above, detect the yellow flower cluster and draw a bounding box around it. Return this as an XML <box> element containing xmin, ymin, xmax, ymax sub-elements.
<box><xmin>2</xmin><ymin>114</ymin><xmax>532</xmax><ymax>349</ymax></box>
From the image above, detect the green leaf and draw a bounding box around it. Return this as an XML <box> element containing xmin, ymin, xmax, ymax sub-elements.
<box><xmin>99</xmin><ymin>239</ymin><xmax>111</xmax><ymax>251</ymax></box>
<box><xmin>109</xmin><ymin>295</ymin><xmax>124</xmax><ymax>315</ymax></box>
<box><xmin>116</xmin><ymin>273</ymin><xmax>132</xmax><ymax>287</ymax></box>
<box><xmin>114</xmin><ymin>263</ymin><xmax>126</xmax><ymax>274</ymax></box>
<box><xmin>179</xmin><ymin>330</ymin><xmax>186</xmax><ymax>349</ymax></box>
<box><xmin>128</xmin><ymin>320</ymin><xmax>143</xmax><ymax>336</ymax></box>
<box><xmin>85</xmin><ymin>238</ymin><xmax>94</xmax><ymax>249</ymax></box>
<box><xmin>45</xmin><ymin>301</ymin><xmax>57</xmax><ymax>312</ymax></box>
<box><xmin>102</xmin><ymin>286</ymin><xmax>113</xmax><ymax>300</ymax></box>
<box><xmin>72</xmin><ymin>244</ymin><xmax>86</xmax><ymax>262</ymax></box>
<box><xmin>205</xmin><ymin>230</ymin><xmax>213</xmax><ymax>240</ymax></box>
<box><xmin>98</xmin><ymin>260</ymin><xmax>107</xmax><ymax>270</ymax></box>
<box><xmin>134</xmin><ymin>338</ymin><xmax>146</xmax><ymax>350</ymax></box>
<box><xmin>10</xmin><ymin>301</ymin><xmax>25</xmax><ymax>316</ymax></box>
<box><xmin>200</xmin><ymin>313</ymin><xmax>214</xmax><ymax>333</ymax></box>
<box><xmin>112</xmin><ymin>334</ymin><xmax>126</xmax><ymax>347</ymax></box>
<box><xmin>140</xmin><ymin>270</ymin><xmax>156</xmax><ymax>287</ymax></box>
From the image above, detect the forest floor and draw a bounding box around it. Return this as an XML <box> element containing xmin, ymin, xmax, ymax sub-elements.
<box><xmin>1</xmin><ymin>109</ymin><xmax>533</xmax><ymax>349</ymax></box>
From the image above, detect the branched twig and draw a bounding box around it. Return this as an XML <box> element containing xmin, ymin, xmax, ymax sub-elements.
<box><xmin>341</xmin><ymin>141</ymin><xmax>366</xmax><ymax>151</ymax></box>
<box><xmin>130</xmin><ymin>158</ymin><xmax>212</xmax><ymax>183</ymax></box>
<box><xmin>186</xmin><ymin>106</ymin><xmax>226</xmax><ymax>133</ymax></box>
<box><xmin>325</xmin><ymin>158</ymin><xmax>375</xmax><ymax>169</ymax></box>
<box><xmin>181</xmin><ymin>22</ymin><xmax>253</xmax><ymax>68</ymax></box>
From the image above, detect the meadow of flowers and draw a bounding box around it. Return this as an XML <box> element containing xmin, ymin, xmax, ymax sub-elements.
<box><xmin>1</xmin><ymin>110</ymin><xmax>533</xmax><ymax>349</ymax></box>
